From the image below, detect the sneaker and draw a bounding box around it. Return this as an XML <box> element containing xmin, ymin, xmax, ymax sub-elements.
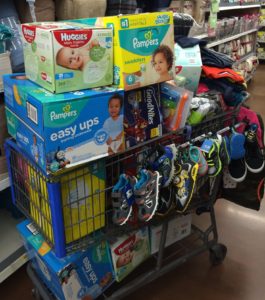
<box><xmin>173</xmin><ymin>160</ymin><xmax>199</xmax><ymax>212</ymax></box>
<box><xmin>203</xmin><ymin>139</ymin><xmax>222</xmax><ymax>177</ymax></box>
<box><xmin>134</xmin><ymin>169</ymin><xmax>160</xmax><ymax>222</ymax></box>
<box><xmin>244</xmin><ymin>123</ymin><xmax>265</xmax><ymax>173</ymax></box>
<box><xmin>219</xmin><ymin>135</ymin><xmax>231</xmax><ymax>165</ymax></box>
<box><xmin>229</xmin><ymin>130</ymin><xmax>245</xmax><ymax>160</ymax></box>
<box><xmin>149</xmin><ymin>144</ymin><xmax>177</xmax><ymax>188</ymax></box>
<box><xmin>228</xmin><ymin>158</ymin><xmax>247</xmax><ymax>182</ymax></box>
<box><xmin>156</xmin><ymin>186</ymin><xmax>173</xmax><ymax>216</ymax></box>
<box><xmin>111</xmin><ymin>174</ymin><xmax>137</xmax><ymax>226</ymax></box>
<box><xmin>189</xmin><ymin>145</ymin><xmax>208</xmax><ymax>176</ymax></box>
<box><xmin>188</xmin><ymin>97</ymin><xmax>211</xmax><ymax>125</ymax></box>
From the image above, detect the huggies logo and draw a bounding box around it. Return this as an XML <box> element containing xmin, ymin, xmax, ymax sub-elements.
<box><xmin>133</xmin><ymin>30</ymin><xmax>159</xmax><ymax>49</ymax></box>
<box><xmin>22</xmin><ymin>25</ymin><xmax>36</xmax><ymax>43</ymax></box>
<box><xmin>54</xmin><ymin>30</ymin><xmax>92</xmax><ymax>48</ymax></box>
<box><xmin>50</xmin><ymin>104</ymin><xmax>77</xmax><ymax>121</ymax></box>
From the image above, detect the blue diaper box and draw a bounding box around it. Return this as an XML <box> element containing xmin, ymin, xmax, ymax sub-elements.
<box><xmin>124</xmin><ymin>84</ymin><xmax>162</xmax><ymax>148</ymax></box>
<box><xmin>4</xmin><ymin>74</ymin><xmax>124</xmax><ymax>174</ymax></box>
<box><xmin>17</xmin><ymin>219</ymin><xmax>115</xmax><ymax>300</ymax></box>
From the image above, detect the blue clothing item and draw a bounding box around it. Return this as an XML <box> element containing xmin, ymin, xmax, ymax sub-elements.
<box><xmin>103</xmin><ymin>115</ymin><xmax>123</xmax><ymax>140</ymax></box>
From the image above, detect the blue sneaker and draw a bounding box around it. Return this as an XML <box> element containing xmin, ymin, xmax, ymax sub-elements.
<box><xmin>149</xmin><ymin>144</ymin><xmax>177</xmax><ymax>187</ymax></box>
<box><xmin>112</xmin><ymin>174</ymin><xmax>137</xmax><ymax>226</ymax></box>
<box><xmin>229</xmin><ymin>130</ymin><xmax>245</xmax><ymax>160</ymax></box>
<box><xmin>134</xmin><ymin>169</ymin><xmax>160</xmax><ymax>222</ymax></box>
<box><xmin>189</xmin><ymin>145</ymin><xmax>208</xmax><ymax>176</ymax></box>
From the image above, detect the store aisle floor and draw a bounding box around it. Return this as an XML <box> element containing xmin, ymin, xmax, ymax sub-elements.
<box><xmin>1</xmin><ymin>65</ymin><xmax>265</xmax><ymax>300</ymax></box>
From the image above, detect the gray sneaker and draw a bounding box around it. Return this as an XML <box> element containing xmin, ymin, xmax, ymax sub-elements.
<box><xmin>134</xmin><ymin>169</ymin><xmax>160</xmax><ymax>222</ymax></box>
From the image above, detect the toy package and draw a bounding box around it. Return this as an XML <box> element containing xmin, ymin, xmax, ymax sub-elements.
<box><xmin>17</xmin><ymin>220</ymin><xmax>115</xmax><ymax>300</ymax></box>
<box><xmin>21</xmin><ymin>22</ymin><xmax>113</xmax><ymax>93</ymax></box>
<box><xmin>160</xmin><ymin>82</ymin><xmax>193</xmax><ymax>132</ymax></box>
<box><xmin>174</xmin><ymin>43</ymin><xmax>202</xmax><ymax>93</ymax></box>
<box><xmin>124</xmin><ymin>84</ymin><xmax>163</xmax><ymax>148</ymax></box>
<box><xmin>4</xmin><ymin>74</ymin><xmax>124</xmax><ymax>174</ymax></box>
<box><xmin>72</xmin><ymin>12</ymin><xmax>175</xmax><ymax>90</ymax></box>
<box><xmin>109</xmin><ymin>227</ymin><xmax>150</xmax><ymax>282</ymax></box>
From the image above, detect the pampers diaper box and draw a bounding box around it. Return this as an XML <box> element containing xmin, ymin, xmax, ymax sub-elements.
<box><xmin>109</xmin><ymin>227</ymin><xmax>150</xmax><ymax>282</ymax></box>
<box><xmin>124</xmin><ymin>84</ymin><xmax>163</xmax><ymax>148</ymax></box>
<box><xmin>72</xmin><ymin>12</ymin><xmax>175</xmax><ymax>90</ymax></box>
<box><xmin>17</xmin><ymin>220</ymin><xmax>115</xmax><ymax>300</ymax></box>
<box><xmin>21</xmin><ymin>22</ymin><xmax>113</xmax><ymax>93</ymax></box>
<box><xmin>3</xmin><ymin>74</ymin><xmax>124</xmax><ymax>174</ymax></box>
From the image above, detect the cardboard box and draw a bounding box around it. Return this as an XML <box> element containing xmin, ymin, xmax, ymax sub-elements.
<box><xmin>4</xmin><ymin>74</ymin><xmax>124</xmax><ymax>174</ymax></box>
<box><xmin>109</xmin><ymin>227</ymin><xmax>150</xmax><ymax>282</ymax></box>
<box><xmin>174</xmin><ymin>43</ymin><xmax>202</xmax><ymax>93</ymax></box>
<box><xmin>21</xmin><ymin>22</ymin><xmax>113</xmax><ymax>93</ymax></box>
<box><xmin>150</xmin><ymin>214</ymin><xmax>192</xmax><ymax>254</ymax></box>
<box><xmin>73</xmin><ymin>12</ymin><xmax>175</xmax><ymax>90</ymax></box>
<box><xmin>124</xmin><ymin>84</ymin><xmax>163</xmax><ymax>148</ymax></box>
<box><xmin>17</xmin><ymin>220</ymin><xmax>115</xmax><ymax>300</ymax></box>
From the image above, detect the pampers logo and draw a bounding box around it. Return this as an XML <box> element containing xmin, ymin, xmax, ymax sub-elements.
<box><xmin>133</xmin><ymin>30</ymin><xmax>159</xmax><ymax>49</ymax></box>
<box><xmin>155</xmin><ymin>15</ymin><xmax>170</xmax><ymax>25</ymax></box>
<box><xmin>50</xmin><ymin>104</ymin><xmax>77</xmax><ymax>121</ymax></box>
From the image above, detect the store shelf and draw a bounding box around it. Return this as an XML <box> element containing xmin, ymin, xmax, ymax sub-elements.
<box><xmin>193</xmin><ymin>33</ymin><xmax>208</xmax><ymax>39</ymax></box>
<box><xmin>0</xmin><ymin>210</ymin><xmax>27</xmax><ymax>283</ymax></box>
<box><xmin>233</xmin><ymin>51</ymin><xmax>257</xmax><ymax>66</ymax></box>
<box><xmin>207</xmin><ymin>28</ymin><xmax>258</xmax><ymax>48</ymax></box>
<box><xmin>257</xmin><ymin>40</ymin><xmax>265</xmax><ymax>43</ymax></box>
<box><xmin>0</xmin><ymin>173</ymin><xmax>10</xmax><ymax>192</ymax></box>
<box><xmin>219</xmin><ymin>4</ymin><xmax>260</xmax><ymax>10</ymax></box>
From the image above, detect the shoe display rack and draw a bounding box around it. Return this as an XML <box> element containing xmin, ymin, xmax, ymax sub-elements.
<box><xmin>6</xmin><ymin>103</ymin><xmax>241</xmax><ymax>298</ymax></box>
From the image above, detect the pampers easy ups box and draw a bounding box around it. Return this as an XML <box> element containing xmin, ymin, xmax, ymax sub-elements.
<box><xmin>73</xmin><ymin>12</ymin><xmax>175</xmax><ymax>90</ymax></box>
<box><xmin>124</xmin><ymin>84</ymin><xmax>162</xmax><ymax>148</ymax></box>
<box><xmin>21</xmin><ymin>22</ymin><xmax>113</xmax><ymax>93</ymax></box>
<box><xmin>17</xmin><ymin>220</ymin><xmax>115</xmax><ymax>300</ymax></box>
<box><xmin>4</xmin><ymin>74</ymin><xmax>124</xmax><ymax>174</ymax></box>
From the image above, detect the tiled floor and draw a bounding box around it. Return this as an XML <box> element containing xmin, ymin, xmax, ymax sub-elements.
<box><xmin>1</xmin><ymin>65</ymin><xmax>265</xmax><ymax>300</ymax></box>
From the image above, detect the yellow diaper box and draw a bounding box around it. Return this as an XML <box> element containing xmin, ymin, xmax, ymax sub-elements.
<box><xmin>73</xmin><ymin>12</ymin><xmax>175</xmax><ymax>90</ymax></box>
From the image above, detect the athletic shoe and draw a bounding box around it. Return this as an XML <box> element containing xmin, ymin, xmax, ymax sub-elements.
<box><xmin>244</xmin><ymin>123</ymin><xmax>265</xmax><ymax>173</ymax></box>
<box><xmin>220</xmin><ymin>135</ymin><xmax>231</xmax><ymax>165</ymax></box>
<box><xmin>149</xmin><ymin>144</ymin><xmax>177</xmax><ymax>188</ymax></box>
<box><xmin>173</xmin><ymin>160</ymin><xmax>199</xmax><ymax>212</ymax></box>
<box><xmin>189</xmin><ymin>145</ymin><xmax>208</xmax><ymax>176</ymax></box>
<box><xmin>229</xmin><ymin>130</ymin><xmax>245</xmax><ymax>160</ymax></box>
<box><xmin>228</xmin><ymin>158</ymin><xmax>247</xmax><ymax>182</ymax></box>
<box><xmin>156</xmin><ymin>186</ymin><xmax>173</xmax><ymax>216</ymax></box>
<box><xmin>188</xmin><ymin>97</ymin><xmax>211</xmax><ymax>125</ymax></box>
<box><xmin>134</xmin><ymin>169</ymin><xmax>160</xmax><ymax>222</ymax></box>
<box><xmin>111</xmin><ymin>174</ymin><xmax>137</xmax><ymax>226</ymax></box>
<box><xmin>203</xmin><ymin>139</ymin><xmax>222</xmax><ymax>177</ymax></box>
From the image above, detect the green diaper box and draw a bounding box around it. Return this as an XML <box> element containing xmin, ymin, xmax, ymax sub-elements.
<box><xmin>21</xmin><ymin>22</ymin><xmax>113</xmax><ymax>93</ymax></box>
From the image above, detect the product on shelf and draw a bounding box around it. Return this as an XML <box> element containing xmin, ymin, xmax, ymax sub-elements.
<box><xmin>174</xmin><ymin>43</ymin><xmax>202</xmax><ymax>93</ymax></box>
<box><xmin>17</xmin><ymin>219</ymin><xmax>115</xmax><ymax>300</ymax></box>
<box><xmin>21</xmin><ymin>22</ymin><xmax>113</xmax><ymax>93</ymax></box>
<box><xmin>4</xmin><ymin>74</ymin><xmax>124</xmax><ymax>174</ymax></box>
<box><xmin>109</xmin><ymin>227</ymin><xmax>150</xmax><ymax>282</ymax></box>
<box><xmin>72</xmin><ymin>12</ymin><xmax>175</xmax><ymax>90</ymax></box>
<box><xmin>124</xmin><ymin>84</ymin><xmax>162</xmax><ymax>148</ymax></box>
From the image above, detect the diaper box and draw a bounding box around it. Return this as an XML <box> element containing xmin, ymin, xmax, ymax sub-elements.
<box><xmin>109</xmin><ymin>227</ymin><xmax>150</xmax><ymax>282</ymax></box>
<box><xmin>21</xmin><ymin>22</ymin><xmax>113</xmax><ymax>93</ymax></box>
<box><xmin>17</xmin><ymin>220</ymin><xmax>115</xmax><ymax>300</ymax></box>
<box><xmin>4</xmin><ymin>74</ymin><xmax>124</xmax><ymax>174</ymax></box>
<box><xmin>150</xmin><ymin>214</ymin><xmax>192</xmax><ymax>254</ymax></box>
<box><xmin>124</xmin><ymin>84</ymin><xmax>163</xmax><ymax>148</ymax></box>
<box><xmin>174</xmin><ymin>43</ymin><xmax>202</xmax><ymax>93</ymax></box>
<box><xmin>72</xmin><ymin>12</ymin><xmax>175</xmax><ymax>90</ymax></box>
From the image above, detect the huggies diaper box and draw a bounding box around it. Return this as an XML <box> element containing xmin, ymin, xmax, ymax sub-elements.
<box><xmin>72</xmin><ymin>12</ymin><xmax>175</xmax><ymax>90</ymax></box>
<box><xmin>21</xmin><ymin>22</ymin><xmax>113</xmax><ymax>93</ymax></box>
<box><xmin>124</xmin><ymin>84</ymin><xmax>163</xmax><ymax>148</ymax></box>
<box><xmin>4</xmin><ymin>74</ymin><xmax>124</xmax><ymax>174</ymax></box>
<box><xmin>17</xmin><ymin>220</ymin><xmax>115</xmax><ymax>300</ymax></box>
<box><xmin>109</xmin><ymin>227</ymin><xmax>150</xmax><ymax>282</ymax></box>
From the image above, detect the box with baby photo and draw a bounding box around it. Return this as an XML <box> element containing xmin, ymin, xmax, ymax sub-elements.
<box><xmin>4</xmin><ymin>74</ymin><xmax>124</xmax><ymax>174</ymax></box>
<box><xmin>21</xmin><ymin>22</ymin><xmax>113</xmax><ymax>93</ymax></box>
<box><xmin>17</xmin><ymin>219</ymin><xmax>115</xmax><ymax>300</ymax></box>
<box><xmin>109</xmin><ymin>227</ymin><xmax>150</xmax><ymax>282</ymax></box>
<box><xmin>124</xmin><ymin>84</ymin><xmax>163</xmax><ymax>148</ymax></box>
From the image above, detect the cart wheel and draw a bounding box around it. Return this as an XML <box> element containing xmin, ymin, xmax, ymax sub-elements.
<box><xmin>32</xmin><ymin>288</ymin><xmax>42</xmax><ymax>300</ymax></box>
<box><xmin>209</xmin><ymin>243</ymin><xmax>227</xmax><ymax>266</ymax></box>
